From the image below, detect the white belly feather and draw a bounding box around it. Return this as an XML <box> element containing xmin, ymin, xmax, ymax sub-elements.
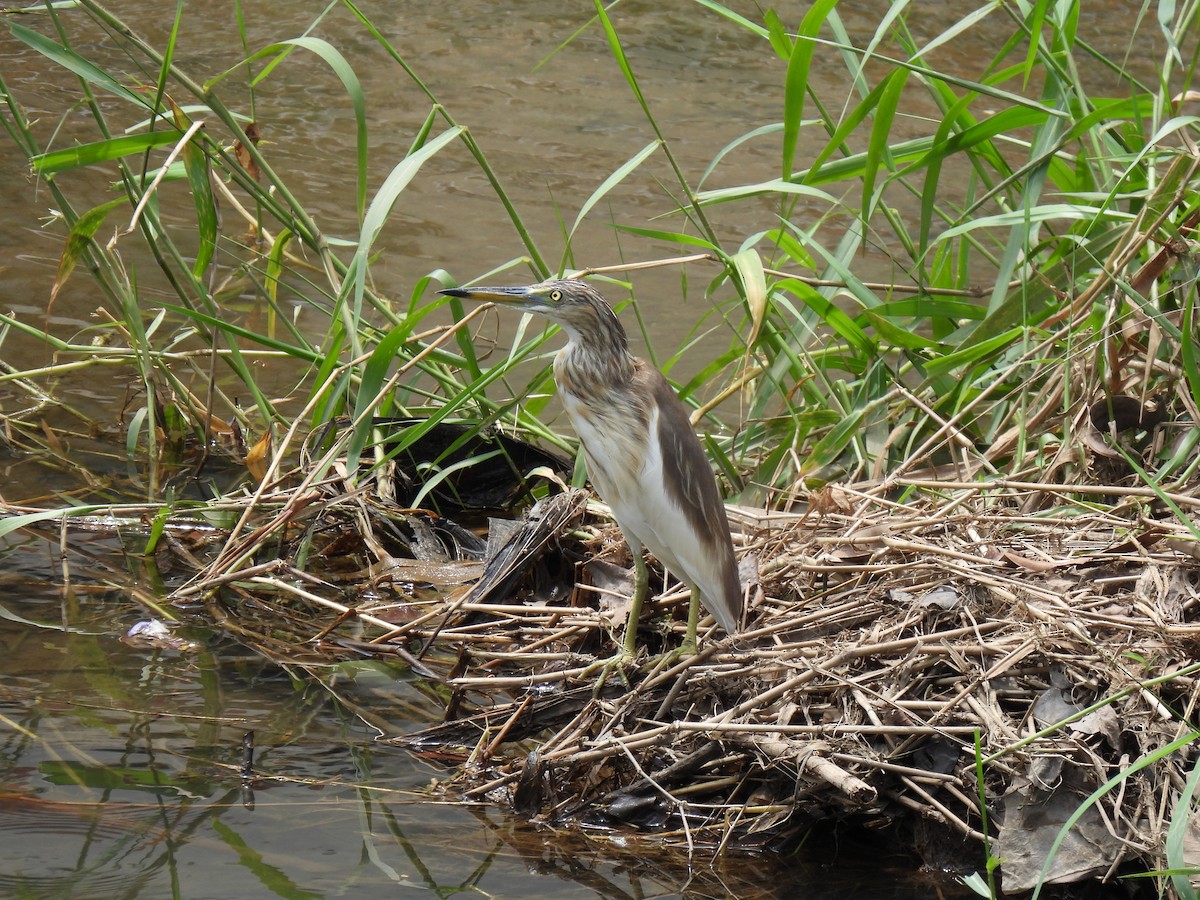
<box><xmin>562</xmin><ymin>390</ymin><xmax>716</xmax><ymax>613</ymax></box>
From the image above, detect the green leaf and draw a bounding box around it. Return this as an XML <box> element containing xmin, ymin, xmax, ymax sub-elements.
<box><xmin>570</xmin><ymin>140</ymin><xmax>660</xmax><ymax>237</ymax></box>
<box><xmin>346</xmin><ymin>321</ymin><xmax>420</xmax><ymax>473</ymax></box>
<box><xmin>916</xmin><ymin>4</ymin><xmax>1000</xmax><ymax>59</ymax></box>
<box><xmin>861</xmin><ymin>67</ymin><xmax>909</xmax><ymax>218</ymax></box>
<box><xmin>0</xmin><ymin>506</ymin><xmax>104</xmax><ymax>540</ymax></box>
<box><xmin>210</xmin><ymin>817</ymin><xmax>323</xmax><ymax>900</ymax></box>
<box><xmin>341</xmin><ymin>126</ymin><xmax>463</xmax><ymax>336</ymax></box>
<box><xmin>873</xmin><ymin>297</ymin><xmax>985</xmax><ymax>321</ymax></box>
<box><xmin>781</xmin><ymin>0</ymin><xmax>840</xmax><ymax>178</ymax></box>
<box><xmin>51</xmin><ymin>197</ymin><xmax>127</xmax><ymax>305</ymax></box>
<box><xmin>31</xmin><ymin>131</ymin><xmax>184</xmax><ymax>174</ymax></box>
<box><xmin>8</xmin><ymin>22</ymin><xmax>151</xmax><ymax>109</ymax></box>
<box><xmin>690</xmin><ymin>0</ymin><xmax>769</xmax><ymax>40</ymax></box>
<box><xmin>762</xmin><ymin>8</ymin><xmax>793</xmax><ymax>59</ymax></box>
<box><xmin>912</xmin><ymin>103</ymin><xmax>1052</xmax><ymax>253</ymax></box>
<box><xmin>801</xmin><ymin>136</ymin><xmax>938</xmax><ymax>186</ymax></box>
<box><xmin>251</xmin><ymin>37</ymin><xmax>369</xmax><ymax>219</ymax></box>
<box><xmin>934</xmin><ymin>204</ymin><xmax>1131</xmax><ymax>241</ymax></box>
<box><xmin>699</xmin><ymin>124</ymin><xmax>784</xmax><ymax>188</ymax></box>
<box><xmin>1157</xmin><ymin>0</ymin><xmax>1185</xmax><ymax>66</ymax></box>
<box><xmin>40</xmin><ymin>760</ymin><xmax>202</xmax><ymax>794</ymax></box>
<box><xmin>777</xmin><ymin>277</ymin><xmax>874</xmax><ymax>354</ymax></box>
<box><xmin>807</xmin><ymin>406</ymin><xmax>865</xmax><ymax>471</ymax></box>
<box><xmin>1023</xmin><ymin>0</ymin><xmax>1051</xmax><ymax>85</ymax></box>
<box><xmin>807</xmin><ymin>73</ymin><xmax>895</xmax><ymax>183</ymax></box>
<box><xmin>410</xmin><ymin>448</ymin><xmax>504</xmax><ymax>510</ymax></box>
<box><xmin>861</xmin><ymin>309</ymin><xmax>940</xmax><ymax>350</ymax></box>
<box><xmin>957</xmin><ymin>872</ymin><xmax>993</xmax><ymax>898</ymax></box>
<box><xmin>1182</xmin><ymin>292</ymin><xmax>1200</xmax><ymax>420</ymax></box>
<box><xmin>168</xmin><ymin>103</ymin><xmax>218</xmax><ymax>280</ymax></box>
<box><xmin>593</xmin><ymin>0</ymin><xmax>647</xmax><ymax>108</ymax></box>
<box><xmin>1031</xmin><ymin>731</ymin><xmax>1200</xmax><ymax>899</ymax></box>
<box><xmin>311</xmin><ymin>330</ymin><xmax>349</xmax><ymax>427</ymax></box>
<box><xmin>265</xmin><ymin>228</ymin><xmax>293</xmax><ymax>305</ymax></box>
<box><xmin>695</xmin><ymin>179</ymin><xmax>836</xmax><ymax>206</ymax></box>
<box><xmin>1166</xmin><ymin>735</ymin><xmax>1200</xmax><ymax>900</ymax></box>
<box><xmin>161</xmin><ymin>303</ymin><xmax>318</xmax><ymax>358</ymax></box>
<box><xmin>610</xmin><ymin>224</ymin><xmax>718</xmax><ymax>249</ymax></box>
<box><xmin>732</xmin><ymin>247</ymin><xmax>768</xmax><ymax>345</ymax></box>
<box><xmin>923</xmin><ymin>327</ymin><xmax>1024</xmax><ymax>377</ymax></box>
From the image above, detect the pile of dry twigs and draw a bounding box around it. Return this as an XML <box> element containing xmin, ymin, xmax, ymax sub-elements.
<box><xmin>167</xmin><ymin>463</ymin><xmax>1200</xmax><ymax>894</ymax></box>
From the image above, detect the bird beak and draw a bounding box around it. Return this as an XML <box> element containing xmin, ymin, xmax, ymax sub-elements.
<box><xmin>438</xmin><ymin>285</ymin><xmax>540</xmax><ymax>307</ymax></box>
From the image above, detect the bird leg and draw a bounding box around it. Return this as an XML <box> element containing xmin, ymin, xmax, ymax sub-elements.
<box><xmin>576</xmin><ymin>549</ymin><xmax>648</xmax><ymax>687</ymax></box>
<box><xmin>681</xmin><ymin>586</ymin><xmax>701</xmax><ymax>657</ymax></box>
<box><xmin>626</xmin><ymin>554</ymin><xmax>704</xmax><ymax>660</ymax></box>
<box><xmin>622</xmin><ymin>550</ymin><xmax>650</xmax><ymax>658</ymax></box>
<box><xmin>584</xmin><ymin>549</ymin><xmax>702</xmax><ymax>685</ymax></box>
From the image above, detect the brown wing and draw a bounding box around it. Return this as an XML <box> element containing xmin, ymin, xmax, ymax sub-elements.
<box><xmin>635</xmin><ymin>361</ymin><xmax>742</xmax><ymax>633</ymax></box>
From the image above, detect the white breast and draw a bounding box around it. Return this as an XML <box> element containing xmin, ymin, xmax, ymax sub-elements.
<box><xmin>561</xmin><ymin>391</ymin><xmax>708</xmax><ymax>603</ymax></box>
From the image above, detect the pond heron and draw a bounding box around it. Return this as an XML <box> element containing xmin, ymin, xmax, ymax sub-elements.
<box><xmin>440</xmin><ymin>278</ymin><xmax>742</xmax><ymax>656</ymax></box>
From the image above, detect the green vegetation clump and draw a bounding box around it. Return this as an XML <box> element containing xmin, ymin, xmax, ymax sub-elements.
<box><xmin>3</xmin><ymin>1</ymin><xmax>1195</xmax><ymax>506</ymax></box>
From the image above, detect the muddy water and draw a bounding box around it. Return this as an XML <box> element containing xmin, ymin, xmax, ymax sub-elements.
<box><xmin>0</xmin><ymin>1</ymin><xmax>1158</xmax><ymax>896</ymax></box>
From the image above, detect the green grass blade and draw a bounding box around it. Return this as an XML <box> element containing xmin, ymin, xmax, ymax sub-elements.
<box><xmin>0</xmin><ymin>506</ymin><xmax>106</xmax><ymax>540</ymax></box>
<box><xmin>1022</xmin><ymin>0</ymin><xmax>1052</xmax><ymax>86</ymax></box>
<box><xmin>689</xmin><ymin>0</ymin><xmax>768</xmax><ymax>39</ymax></box>
<box><xmin>699</xmin><ymin>123</ymin><xmax>784</xmax><ymax>187</ymax></box>
<box><xmin>357</xmin><ymin>125</ymin><xmax>463</xmax><ymax>259</ymax></box>
<box><xmin>592</xmin><ymin>1</ymin><xmax>648</xmax><ymax>108</ymax></box>
<box><xmin>570</xmin><ymin>139</ymin><xmax>660</xmax><ymax>238</ymax></box>
<box><xmin>31</xmin><ymin>131</ymin><xmax>183</xmax><ymax>174</ymax></box>
<box><xmin>934</xmin><ymin>204</ymin><xmax>1131</xmax><ymax>241</ymax></box>
<box><xmin>860</xmin><ymin>309</ymin><xmax>941</xmax><ymax>350</ymax></box>
<box><xmin>339</xmin><ymin>0</ymin><xmax>549</xmax><ymax>275</ymax></box>
<box><xmin>343</xmin><ymin>125</ymin><xmax>463</xmax><ymax>331</ymax></box>
<box><xmin>1181</xmin><ymin>290</ymin><xmax>1200</xmax><ymax>417</ymax></box>
<box><xmin>782</xmin><ymin>0</ymin><xmax>839</xmax><ymax>179</ymax></box>
<box><xmin>1030</xmin><ymin>732</ymin><xmax>1200</xmax><ymax>899</ymax></box>
<box><xmin>807</xmin><ymin>71</ymin><xmax>893</xmax><ymax>182</ymax></box>
<box><xmin>610</xmin><ymin>225</ymin><xmax>718</xmax><ymax>249</ymax></box>
<box><xmin>778</xmin><ymin>277</ymin><xmax>874</xmax><ymax>354</ymax></box>
<box><xmin>161</xmin><ymin>304</ymin><xmax>320</xmax><ymax>360</ymax></box>
<box><xmin>913</xmin><ymin>3</ymin><xmax>998</xmax><ymax>59</ymax></box>
<box><xmin>51</xmin><ymin>197</ymin><xmax>127</xmax><ymax>304</ymax></box>
<box><xmin>731</xmin><ymin>247</ymin><xmax>767</xmax><ymax>344</ymax></box>
<box><xmin>922</xmin><ymin>327</ymin><xmax>1023</xmax><ymax>377</ymax></box>
<box><xmin>409</xmin><ymin>449</ymin><xmax>504</xmax><ymax>511</ymax></box>
<box><xmin>1166</xmin><ymin>755</ymin><xmax>1200</xmax><ymax>900</ymax></box>
<box><xmin>167</xmin><ymin>103</ymin><xmax>218</xmax><ymax>280</ymax></box>
<box><xmin>252</xmin><ymin>37</ymin><xmax>369</xmax><ymax>219</ymax></box>
<box><xmin>807</xmin><ymin>406</ymin><xmax>865</xmax><ymax>472</ymax></box>
<box><xmin>346</xmin><ymin>320</ymin><xmax>420</xmax><ymax>471</ymax></box>
<box><xmin>695</xmin><ymin>179</ymin><xmax>837</xmax><ymax>206</ymax></box>
<box><xmin>7</xmin><ymin>21</ymin><xmax>151</xmax><ymax>108</ymax></box>
<box><xmin>861</xmin><ymin>67</ymin><xmax>908</xmax><ymax>218</ymax></box>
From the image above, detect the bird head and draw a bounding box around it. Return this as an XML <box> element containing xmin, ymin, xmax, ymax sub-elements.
<box><xmin>439</xmin><ymin>278</ymin><xmax>617</xmax><ymax>341</ymax></box>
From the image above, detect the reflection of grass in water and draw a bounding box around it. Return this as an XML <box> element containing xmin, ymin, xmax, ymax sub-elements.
<box><xmin>3</xmin><ymin>1</ymin><xmax>1200</xmax><ymax>895</ymax></box>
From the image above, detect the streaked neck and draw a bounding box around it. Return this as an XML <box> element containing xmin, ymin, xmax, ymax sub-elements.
<box><xmin>554</xmin><ymin>301</ymin><xmax>634</xmax><ymax>401</ymax></box>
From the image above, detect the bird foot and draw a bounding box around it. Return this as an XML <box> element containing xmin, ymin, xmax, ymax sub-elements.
<box><xmin>672</xmin><ymin>637</ymin><xmax>700</xmax><ymax>661</ymax></box>
<box><xmin>649</xmin><ymin>635</ymin><xmax>700</xmax><ymax>669</ymax></box>
<box><xmin>579</xmin><ymin>648</ymin><xmax>638</xmax><ymax>693</ymax></box>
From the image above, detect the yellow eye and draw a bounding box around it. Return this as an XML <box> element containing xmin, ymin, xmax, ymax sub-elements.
<box><xmin>549</xmin><ymin>289</ymin><xmax>563</xmax><ymax>302</ymax></box>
